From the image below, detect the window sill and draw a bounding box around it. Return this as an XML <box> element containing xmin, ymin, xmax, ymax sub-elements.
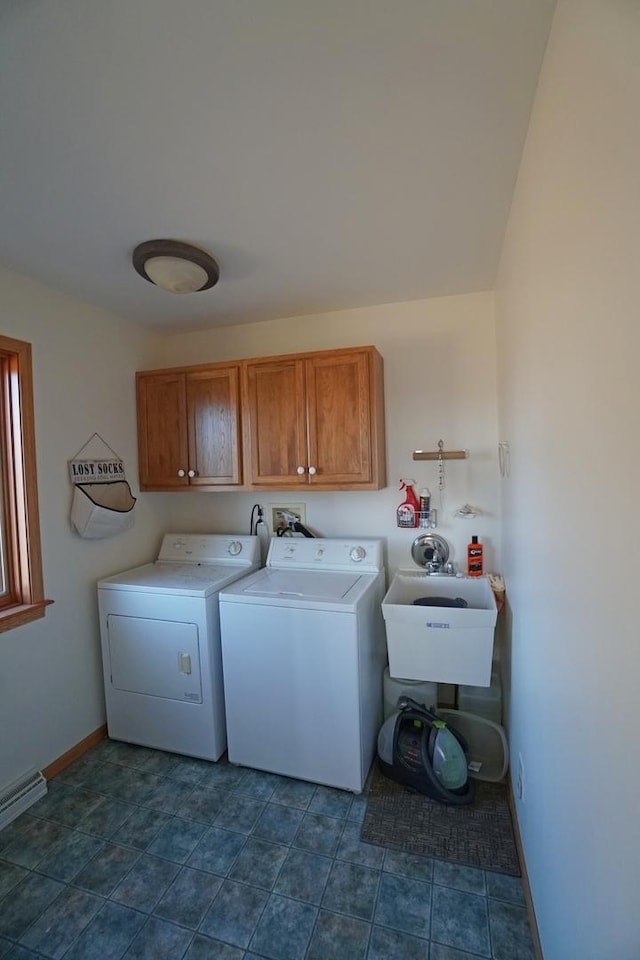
<box><xmin>0</xmin><ymin>599</ymin><xmax>54</xmax><ymax>633</ymax></box>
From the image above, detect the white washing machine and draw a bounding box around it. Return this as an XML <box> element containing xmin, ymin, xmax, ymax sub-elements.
<box><xmin>98</xmin><ymin>533</ymin><xmax>260</xmax><ymax>761</ymax></box>
<box><xmin>219</xmin><ymin>537</ymin><xmax>386</xmax><ymax>792</ymax></box>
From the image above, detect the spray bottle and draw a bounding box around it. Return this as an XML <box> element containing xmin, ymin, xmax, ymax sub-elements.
<box><xmin>396</xmin><ymin>479</ymin><xmax>420</xmax><ymax>528</ymax></box>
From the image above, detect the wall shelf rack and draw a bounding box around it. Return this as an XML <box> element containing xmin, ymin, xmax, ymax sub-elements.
<box><xmin>412</xmin><ymin>440</ymin><xmax>468</xmax><ymax>461</ymax></box>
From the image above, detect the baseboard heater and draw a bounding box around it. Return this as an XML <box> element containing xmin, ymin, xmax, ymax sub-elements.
<box><xmin>0</xmin><ymin>769</ymin><xmax>47</xmax><ymax>830</ymax></box>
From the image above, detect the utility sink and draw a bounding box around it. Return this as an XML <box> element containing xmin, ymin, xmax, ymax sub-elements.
<box><xmin>382</xmin><ymin>572</ymin><xmax>498</xmax><ymax>686</ymax></box>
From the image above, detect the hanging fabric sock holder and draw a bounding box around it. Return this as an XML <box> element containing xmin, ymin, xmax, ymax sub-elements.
<box><xmin>69</xmin><ymin>434</ymin><xmax>136</xmax><ymax>539</ymax></box>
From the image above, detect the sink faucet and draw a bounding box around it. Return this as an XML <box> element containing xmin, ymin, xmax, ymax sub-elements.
<box><xmin>411</xmin><ymin>533</ymin><xmax>456</xmax><ymax>576</ymax></box>
<box><xmin>424</xmin><ymin>547</ymin><xmax>441</xmax><ymax>575</ymax></box>
<box><xmin>425</xmin><ymin>550</ymin><xmax>457</xmax><ymax>577</ymax></box>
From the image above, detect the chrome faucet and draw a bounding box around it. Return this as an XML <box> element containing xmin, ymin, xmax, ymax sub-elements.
<box><xmin>411</xmin><ymin>533</ymin><xmax>457</xmax><ymax>575</ymax></box>
<box><xmin>426</xmin><ymin>556</ymin><xmax>457</xmax><ymax>576</ymax></box>
<box><xmin>424</xmin><ymin>546</ymin><xmax>441</xmax><ymax>575</ymax></box>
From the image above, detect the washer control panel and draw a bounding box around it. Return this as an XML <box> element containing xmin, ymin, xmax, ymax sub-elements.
<box><xmin>267</xmin><ymin>538</ymin><xmax>383</xmax><ymax>573</ymax></box>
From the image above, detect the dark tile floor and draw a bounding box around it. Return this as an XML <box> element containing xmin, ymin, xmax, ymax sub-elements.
<box><xmin>0</xmin><ymin>740</ymin><xmax>536</xmax><ymax>959</ymax></box>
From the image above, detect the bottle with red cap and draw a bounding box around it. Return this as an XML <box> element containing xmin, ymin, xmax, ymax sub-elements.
<box><xmin>396</xmin><ymin>479</ymin><xmax>419</xmax><ymax>528</ymax></box>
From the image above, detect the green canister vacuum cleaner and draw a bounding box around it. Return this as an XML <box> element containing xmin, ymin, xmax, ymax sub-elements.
<box><xmin>377</xmin><ymin>695</ymin><xmax>475</xmax><ymax>805</ymax></box>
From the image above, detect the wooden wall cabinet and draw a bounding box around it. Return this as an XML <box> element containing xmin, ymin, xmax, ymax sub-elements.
<box><xmin>137</xmin><ymin>364</ymin><xmax>242</xmax><ymax>490</ymax></box>
<box><xmin>136</xmin><ymin>346</ymin><xmax>385</xmax><ymax>492</ymax></box>
<box><xmin>243</xmin><ymin>346</ymin><xmax>386</xmax><ymax>490</ymax></box>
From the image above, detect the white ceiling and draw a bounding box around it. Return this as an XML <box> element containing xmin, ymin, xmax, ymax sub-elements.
<box><xmin>0</xmin><ymin>1</ymin><xmax>556</xmax><ymax>333</ymax></box>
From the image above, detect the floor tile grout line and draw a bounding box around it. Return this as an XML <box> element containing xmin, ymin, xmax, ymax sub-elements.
<box><xmin>114</xmin><ymin>908</ymin><xmax>189</xmax><ymax>960</ymax></box>
<box><xmin>299</xmin><ymin>889</ymin><xmax>322</xmax><ymax>960</ymax></box>
<box><xmin>486</xmin><ymin>891</ymin><xmax>495</xmax><ymax>960</ymax></box>
<box><xmin>365</xmin><ymin>843</ymin><xmax>384</xmax><ymax>951</ymax></box>
<box><xmin>428</xmin><ymin>883</ymin><xmax>493</xmax><ymax>960</ymax></box>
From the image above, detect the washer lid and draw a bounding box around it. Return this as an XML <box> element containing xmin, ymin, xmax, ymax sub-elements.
<box><xmin>243</xmin><ymin>569</ymin><xmax>362</xmax><ymax>601</ymax></box>
<box><xmin>220</xmin><ymin>565</ymin><xmax>380</xmax><ymax>609</ymax></box>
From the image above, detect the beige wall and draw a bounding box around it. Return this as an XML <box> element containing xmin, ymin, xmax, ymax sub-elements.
<box><xmin>0</xmin><ymin>267</ymin><xmax>166</xmax><ymax>788</ymax></box>
<box><xmin>495</xmin><ymin>2</ymin><xmax>640</xmax><ymax>957</ymax></box>
<box><xmin>152</xmin><ymin>292</ymin><xmax>500</xmax><ymax>578</ymax></box>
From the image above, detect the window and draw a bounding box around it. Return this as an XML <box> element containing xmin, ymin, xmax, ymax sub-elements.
<box><xmin>0</xmin><ymin>334</ymin><xmax>50</xmax><ymax>631</ymax></box>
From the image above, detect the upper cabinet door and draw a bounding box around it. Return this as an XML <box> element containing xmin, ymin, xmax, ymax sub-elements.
<box><xmin>306</xmin><ymin>350</ymin><xmax>373</xmax><ymax>485</ymax></box>
<box><xmin>137</xmin><ymin>372</ymin><xmax>189</xmax><ymax>488</ymax></box>
<box><xmin>244</xmin><ymin>358</ymin><xmax>307</xmax><ymax>485</ymax></box>
<box><xmin>186</xmin><ymin>367</ymin><xmax>242</xmax><ymax>485</ymax></box>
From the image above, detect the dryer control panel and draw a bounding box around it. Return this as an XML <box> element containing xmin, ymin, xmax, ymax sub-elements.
<box><xmin>158</xmin><ymin>534</ymin><xmax>259</xmax><ymax>566</ymax></box>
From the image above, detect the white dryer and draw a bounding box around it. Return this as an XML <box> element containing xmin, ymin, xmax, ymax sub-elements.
<box><xmin>98</xmin><ymin>534</ymin><xmax>260</xmax><ymax>761</ymax></box>
<box><xmin>219</xmin><ymin>537</ymin><xmax>386</xmax><ymax>792</ymax></box>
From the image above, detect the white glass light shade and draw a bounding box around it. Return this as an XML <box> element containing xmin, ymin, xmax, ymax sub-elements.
<box><xmin>143</xmin><ymin>256</ymin><xmax>209</xmax><ymax>294</ymax></box>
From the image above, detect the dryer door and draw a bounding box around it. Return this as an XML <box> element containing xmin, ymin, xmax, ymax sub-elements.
<box><xmin>106</xmin><ymin>615</ymin><xmax>203</xmax><ymax>703</ymax></box>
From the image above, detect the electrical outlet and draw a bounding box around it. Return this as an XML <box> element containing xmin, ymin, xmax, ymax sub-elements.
<box><xmin>516</xmin><ymin>753</ymin><xmax>525</xmax><ymax>802</ymax></box>
<box><xmin>269</xmin><ymin>503</ymin><xmax>306</xmax><ymax>534</ymax></box>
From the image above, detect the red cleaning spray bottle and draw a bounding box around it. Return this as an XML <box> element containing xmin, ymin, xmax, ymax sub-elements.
<box><xmin>396</xmin><ymin>479</ymin><xmax>420</xmax><ymax>528</ymax></box>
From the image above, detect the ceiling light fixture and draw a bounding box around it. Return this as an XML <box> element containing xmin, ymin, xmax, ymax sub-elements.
<box><xmin>132</xmin><ymin>239</ymin><xmax>220</xmax><ymax>294</ymax></box>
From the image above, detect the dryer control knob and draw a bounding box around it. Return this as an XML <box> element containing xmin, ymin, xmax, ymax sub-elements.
<box><xmin>228</xmin><ymin>541</ymin><xmax>242</xmax><ymax>556</ymax></box>
<box><xmin>350</xmin><ymin>546</ymin><xmax>367</xmax><ymax>562</ymax></box>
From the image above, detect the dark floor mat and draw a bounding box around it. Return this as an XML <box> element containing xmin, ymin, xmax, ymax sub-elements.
<box><xmin>361</xmin><ymin>763</ymin><xmax>521</xmax><ymax>876</ymax></box>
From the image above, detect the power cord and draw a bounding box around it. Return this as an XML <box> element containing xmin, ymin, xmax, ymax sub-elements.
<box><xmin>249</xmin><ymin>503</ymin><xmax>264</xmax><ymax>535</ymax></box>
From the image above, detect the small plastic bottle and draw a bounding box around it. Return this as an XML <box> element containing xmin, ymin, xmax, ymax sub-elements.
<box><xmin>467</xmin><ymin>535</ymin><xmax>484</xmax><ymax>577</ymax></box>
<box><xmin>418</xmin><ymin>487</ymin><xmax>431</xmax><ymax>527</ymax></box>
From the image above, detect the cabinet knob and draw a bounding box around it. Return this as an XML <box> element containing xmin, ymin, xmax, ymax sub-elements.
<box><xmin>177</xmin><ymin>469</ymin><xmax>186</xmax><ymax>478</ymax></box>
<box><xmin>187</xmin><ymin>469</ymin><xmax>196</xmax><ymax>478</ymax></box>
<box><xmin>296</xmin><ymin>465</ymin><xmax>305</xmax><ymax>475</ymax></box>
<box><xmin>308</xmin><ymin>466</ymin><xmax>317</xmax><ymax>476</ymax></box>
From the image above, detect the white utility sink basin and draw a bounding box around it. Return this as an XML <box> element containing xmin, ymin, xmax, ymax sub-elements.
<box><xmin>382</xmin><ymin>572</ymin><xmax>498</xmax><ymax>686</ymax></box>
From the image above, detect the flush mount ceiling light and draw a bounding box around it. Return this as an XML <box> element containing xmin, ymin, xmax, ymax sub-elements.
<box><xmin>132</xmin><ymin>239</ymin><xmax>220</xmax><ymax>294</ymax></box>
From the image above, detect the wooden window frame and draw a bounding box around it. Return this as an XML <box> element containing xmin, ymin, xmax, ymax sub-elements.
<box><xmin>0</xmin><ymin>335</ymin><xmax>51</xmax><ymax>631</ymax></box>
